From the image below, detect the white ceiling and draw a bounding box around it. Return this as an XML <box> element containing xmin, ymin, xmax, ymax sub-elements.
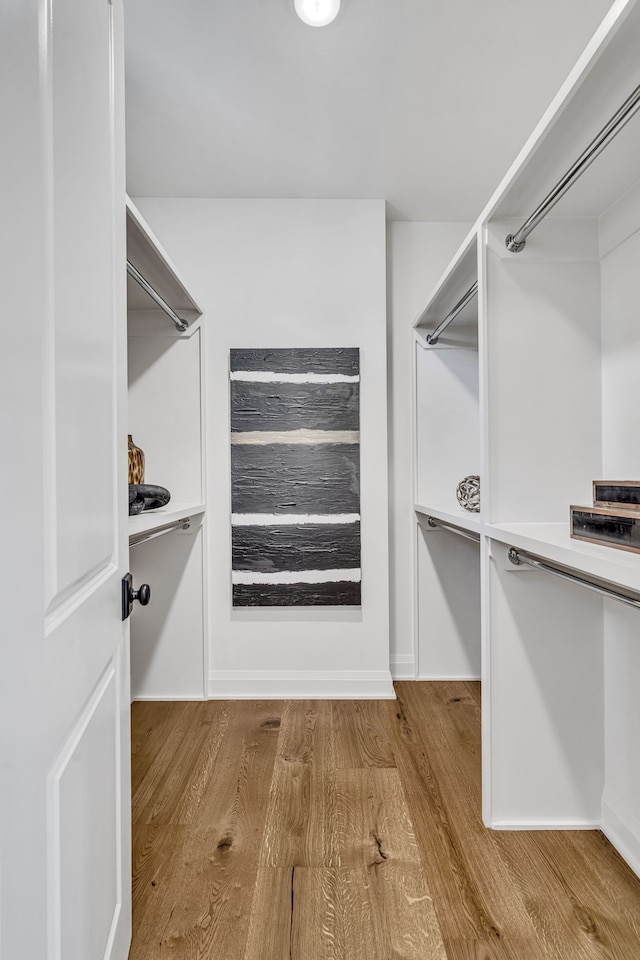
<box><xmin>124</xmin><ymin>0</ymin><xmax>614</xmax><ymax>221</ymax></box>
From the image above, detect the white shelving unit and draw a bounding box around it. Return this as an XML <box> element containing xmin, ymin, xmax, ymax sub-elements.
<box><xmin>412</xmin><ymin>228</ymin><xmax>482</xmax><ymax>681</ymax></box>
<box><xmin>412</xmin><ymin>0</ymin><xmax>640</xmax><ymax>877</ymax></box>
<box><xmin>126</xmin><ymin>197</ymin><xmax>208</xmax><ymax>700</ymax></box>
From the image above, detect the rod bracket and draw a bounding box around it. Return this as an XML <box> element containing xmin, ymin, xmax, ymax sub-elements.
<box><xmin>505</xmin><ymin>234</ymin><xmax>526</xmax><ymax>253</ymax></box>
<box><xmin>508</xmin><ymin>548</ymin><xmax>522</xmax><ymax>565</ymax></box>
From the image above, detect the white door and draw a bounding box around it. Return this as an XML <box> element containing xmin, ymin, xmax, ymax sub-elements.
<box><xmin>0</xmin><ymin>2</ymin><xmax>131</xmax><ymax>959</ymax></box>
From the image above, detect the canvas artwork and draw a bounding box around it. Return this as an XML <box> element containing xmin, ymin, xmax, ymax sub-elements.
<box><xmin>230</xmin><ymin>348</ymin><xmax>361</xmax><ymax>606</ymax></box>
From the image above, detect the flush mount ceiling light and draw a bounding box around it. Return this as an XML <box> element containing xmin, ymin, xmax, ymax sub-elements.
<box><xmin>294</xmin><ymin>0</ymin><xmax>341</xmax><ymax>27</ymax></box>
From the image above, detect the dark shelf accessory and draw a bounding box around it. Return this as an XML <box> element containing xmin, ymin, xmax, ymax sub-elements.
<box><xmin>128</xmin><ymin>484</ymin><xmax>171</xmax><ymax>515</ymax></box>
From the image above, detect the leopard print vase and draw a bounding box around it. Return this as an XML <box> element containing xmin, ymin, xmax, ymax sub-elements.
<box><xmin>128</xmin><ymin>434</ymin><xmax>145</xmax><ymax>484</ymax></box>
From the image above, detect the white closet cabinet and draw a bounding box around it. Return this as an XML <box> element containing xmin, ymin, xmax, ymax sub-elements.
<box><xmin>414</xmin><ymin>0</ymin><xmax>640</xmax><ymax>876</ymax></box>
<box><xmin>126</xmin><ymin>199</ymin><xmax>208</xmax><ymax>700</ymax></box>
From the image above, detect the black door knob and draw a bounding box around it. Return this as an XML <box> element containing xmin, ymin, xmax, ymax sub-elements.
<box><xmin>121</xmin><ymin>573</ymin><xmax>151</xmax><ymax>620</ymax></box>
<box><xmin>131</xmin><ymin>583</ymin><xmax>151</xmax><ymax>606</ymax></box>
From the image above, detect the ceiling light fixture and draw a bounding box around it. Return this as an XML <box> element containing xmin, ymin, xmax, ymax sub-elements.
<box><xmin>294</xmin><ymin>0</ymin><xmax>341</xmax><ymax>27</ymax></box>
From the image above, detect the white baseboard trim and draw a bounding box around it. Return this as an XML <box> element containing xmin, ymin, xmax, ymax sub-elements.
<box><xmin>131</xmin><ymin>694</ymin><xmax>205</xmax><ymax>702</ymax></box>
<box><xmin>417</xmin><ymin>674</ymin><xmax>481</xmax><ymax>681</ymax></box>
<box><xmin>390</xmin><ymin>655</ymin><xmax>415</xmax><ymax>679</ymax></box>
<box><xmin>601</xmin><ymin>792</ymin><xmax>640</xmax><ymax>879</ymax></box>
<box><xmin>489</xmin><ymin>820</ymin><xmax>600</xmax><ymax>831</ymax></box>
<box><xmin>208</xmin><ymin>669</ymin><xmax>396</xmax><ymax>700</ymax></box>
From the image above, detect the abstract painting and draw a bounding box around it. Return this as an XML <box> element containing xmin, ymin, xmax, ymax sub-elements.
<box><xmin>230</xmin><ymin>348</ymin><xmax>361</xmax><ymax>606</ymax></box>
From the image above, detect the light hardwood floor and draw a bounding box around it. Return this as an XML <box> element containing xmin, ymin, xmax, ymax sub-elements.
<box><xmin>129</xmin><ymin>683</ymin><xmax>640</xmax><ymax>959</ymax></box>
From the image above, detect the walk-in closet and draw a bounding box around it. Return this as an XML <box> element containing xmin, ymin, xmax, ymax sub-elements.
<box><xmin>5</xmin><ymin>0</ymin><xmax>640</xmax><ymax>958</ymax></box>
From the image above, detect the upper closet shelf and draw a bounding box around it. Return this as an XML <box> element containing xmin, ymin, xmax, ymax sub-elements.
<box><xmin>413</xmin><ymin>228</ymin><xmax>478</xmax><ymax>347</ymax></box>
<box><xmin>126</xmin><ymin>196</ymin><xmax>203</xmax><ymax>332</ymax></box>
<box><xmin>483</xmin><ymin>0</ymin><xmax>640</xmax><ymax>225</ymax></box>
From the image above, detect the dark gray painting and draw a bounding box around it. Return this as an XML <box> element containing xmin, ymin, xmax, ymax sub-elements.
<box><xmin>230</xmin><ymin>348</ymin><xmax>361</xmax><ymax>606</ymax></box>
<box><xmin>231</xmin><ymin>444</ymin><xmax>360</xmax><ymax>514</ymax></box>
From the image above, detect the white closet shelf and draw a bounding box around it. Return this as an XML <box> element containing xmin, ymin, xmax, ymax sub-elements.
<box><xmin>414</xmin><ymin>503</ymin><xmax>482</xmax><ymax>535</ymax></box>
<box><xmin>413</xmin><ymin>229</ymin><xmax>478</xmax><ymax>335</ymax></box>
<box><xmin>126</xmin><ymin>197</ymin><xmax>203</xmax><ymax>328</ymax></box>
<box><xmin>128</xmin><ymin>502</ymin><xmax>206</xmax><ymax>541</ymax></box>
<box><xmin>488</xmin><ymin>520</ymin><xmax>640</xmax><ymax>594</ymax></box>
<box><xmin>485</xmin><ymin>2</ymin><xmax>640</xmax><ymax>223</ymax></box>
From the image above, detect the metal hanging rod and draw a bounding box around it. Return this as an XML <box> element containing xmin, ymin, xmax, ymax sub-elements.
<box><xmin>126</xmin><ymin>259</ymin><xmax>189</xmax><ymax>333</ymax></box>
<box><xmin>129</xmin><ymin>517</ymin><xmax>192</xmax><ymax>548</ymax></box>
<box><xmin>506</xmin><ymin>81</ymin><xmax>640</xmax><ymax>253</ymax></box>
<box><xmin>426</xmin><ymin>281</ymin><xmax>478</xmax><ymax>345</ymax></box>
<box><xmin>508</xmin><ymin>547</ymin><xmax>640</xmax><ymax>610</ymax></box>
<box><xmin>426</xmin><ymin>516</ymin><xmax>481</xmax><ymax>544</ymax></box>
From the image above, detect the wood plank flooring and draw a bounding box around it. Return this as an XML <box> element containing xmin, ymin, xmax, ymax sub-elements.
<box><xmin>129</xmin><ymin>683</ymin><xmax>640</xmax><ymax>959</ymax></box>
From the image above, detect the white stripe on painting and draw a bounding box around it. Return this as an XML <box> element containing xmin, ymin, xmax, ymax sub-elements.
<box><xmin>231</xmin><ymin>429</ymin><xmax>360</xmax><ymax>446</ymax></box>
<box><xmin>232</xmin><ymin>569</ymin><xmax>362</xmax><ymax>585</ymax></box>
<box><xmin>232</xmin><ymin>513</ymin><xmax>360</xmax><ymax>526</ymax></box>
<box><xmin>230</xmin><ymin>371</ymin><xmax>359</xmax><ymax>384</ymax></box>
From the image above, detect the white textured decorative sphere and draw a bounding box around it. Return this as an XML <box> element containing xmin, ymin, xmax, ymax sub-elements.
<box><xmin>456</xmin><ymin>475</ymin><xmax>480</xmax><ymax>512</ymax></box>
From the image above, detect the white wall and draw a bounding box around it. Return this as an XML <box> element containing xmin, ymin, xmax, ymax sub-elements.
<box><xmin>386</xmin><ymin>222</ymin><xmax>471</xmax><ymax>677</ymax></box>
<box><xmin>134</xmin><ymin>199</ymin><xmax>392</xmax><ymax>699</ymax></box>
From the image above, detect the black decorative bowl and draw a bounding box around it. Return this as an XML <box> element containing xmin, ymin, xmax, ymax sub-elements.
<box><xmin>128</xmin><ymin>484</ymin><xmax>171</xmax><ymax>515</ymax></box>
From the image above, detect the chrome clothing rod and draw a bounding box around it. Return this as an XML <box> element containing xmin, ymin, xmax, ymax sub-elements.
<box><xmin>129</xmin><ymin>517</ymin><xmax>192</xmax><ymax>548</ymax></box>
<box><xmin>127</xmin><ymin>259</ymin><xmax>189</xmax><ymax>333</ymax></box>
<box><xmin>505</xmin><ymin>82</ymin><xmax>640</xmax><ymax>252</ymax></box>
<box><xmin>508</xmin><ymin>547</ymin><xmax>640</xmax><ymax>609</ymax></box>
<box><xmin>425</xmin><ymin>516</ymin><xmax>481</xmax><ymax>544</ymax></box>
<box><xmin>426</xmin><ymin>281</ymin><xmax>478</xmax><ymax>345</ymax></box>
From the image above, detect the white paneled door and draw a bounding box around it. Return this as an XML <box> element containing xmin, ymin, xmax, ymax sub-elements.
<box><xmin>1</xmin><ymin>2</ymin><xmax>130</xmax><ymax>959</ymax></box>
